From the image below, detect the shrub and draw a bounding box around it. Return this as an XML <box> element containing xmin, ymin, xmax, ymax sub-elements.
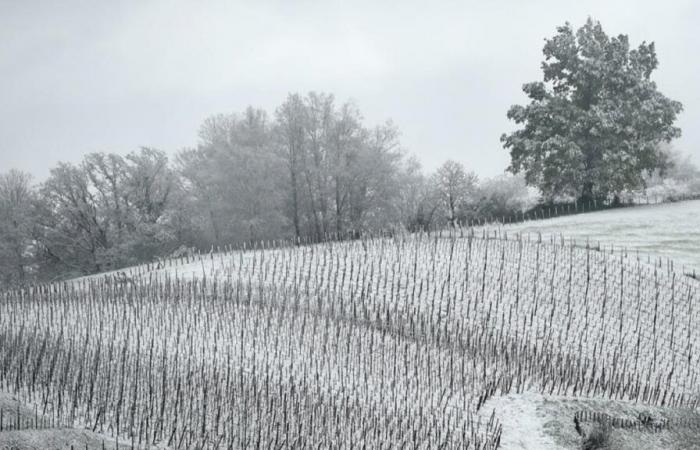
<box><xmin>582</xmin><ymin>422</ymin><xmax>612</xmax><ymax>450</ymax></box>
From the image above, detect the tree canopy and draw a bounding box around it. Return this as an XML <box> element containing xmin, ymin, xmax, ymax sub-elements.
<box><xmin>36</xmin><ymin>148</ymin><xmax>177</xmax><ymax>275</ymax></box>
<box><xmin>0</xmin><ymin>170</ymin><xmax>36</xmax><ymax>286</ymax></box>
<box><xmin>502</xmin><ymin>18</ymin><xmax>683</xmax><ymax>201</ymax></box>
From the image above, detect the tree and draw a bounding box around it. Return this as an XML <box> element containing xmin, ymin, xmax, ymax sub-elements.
<box><xmin>37</xmin><ymin>162</ymin><xmax>110</xmax><ymax>275</ymax></box>
<box><xmin>275</xmin><ymin>94</ymin><xmax>307</xmax><ymax>239</ymax></box>
<box><xmin>36</xmin><ymin>148</ymin><xmax>178</xmax><ymax>276</ymax></box>
<box><xmin>0</xmin><ymin>170</ymin><xmax>36</xmax><ymax>287</ymax></box>
<box><xmin>432</xmin><ymin>160</ymin><xmax>477</xmax><ymax>226</ymax></box>
<box><xmin>328</xmin><ymin>102</ymin><xmax>365</xmax><ymax>235</ymax></box>
<box><xmin>344</xmin><ymin>121</ymin><xmax>403</xmax><ymax>232</ymax></box>
<box><xmin>475</xmin><ymin>174</ymin><xmax>537</xmax><ymax>220</ymax></box>
<box><xmin>178</xmin><ymin>107</ymin><xmax>287</xmax><ymax>245</ymax></box>
<box><xmin>643</xmin><ymin>146</ymin><xmax>700</xmax><ymax>200</ymax></box>
<box><xmin>117</xmin><ymin>148</ymin><xmax>177</xmax><ymax>261</ymax></box>
<box><xmin>501</xmin><ymin>18</ymin><xmax>683</xmax><ymax>202</ymax></box>
<box><xmin>275</xmin><ymin>93</ymin><xmax>405</xmax><ymax>239</ymax></box>
<box><xmin>396</xmin><ymin>157</ymin><xmax>440</xmax><ymax>232</ymax></box>
<box><xmin>300</xmin><ymin>92</ymin><xmax>334</xmax><ymax>238</ymax></box>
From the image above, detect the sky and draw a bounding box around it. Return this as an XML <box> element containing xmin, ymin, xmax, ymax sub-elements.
<box><xmin>1</xmin><ymin>0</ymin><xmax>698</xmax><ymax>180</ymax></box>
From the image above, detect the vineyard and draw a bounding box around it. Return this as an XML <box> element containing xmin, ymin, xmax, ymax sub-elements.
<box><xmin>1</xmin><ymin>229</ymin><xmax>699</xmax><ymax>448</ymax></box>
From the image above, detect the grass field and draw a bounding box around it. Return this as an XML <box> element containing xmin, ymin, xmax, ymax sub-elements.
<box><xmin>496</xmin><ymin>199</ymin><xmax>700</xmax><ymax>276</ymax></box>
<box><xmin>1</xmin><ymin>224</ymin><xmax>699</xmax><ymax>448</ymax></box>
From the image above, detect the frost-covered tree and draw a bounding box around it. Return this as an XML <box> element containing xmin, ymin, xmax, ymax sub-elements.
<box><xmin>36</xmin><ymin>148</ymin><xmax>178</xmax><ymax>275</ymax></box>
<box><xmin>0</xmin><ymin>170</ymin><xmax>36</xmax><ymax>287</ymax></box>
<box><xmin>275</xmin><ymin>93</ymin><xmax>405</xmax><ymax>239</ymax></box>
<box><xmin>502</xmin><ymin>18</ymin><xmax>683</xmax><ymax>202</ymax></box>
<box><xmin>643</xmin><ymin>145</ymin><xmax>700</xmax><ymax>200</ymax></box>
<box><xmin>395</xmin><ymin>157</ymin><xmax>440</xmax><ymax>232</ymax></box>
<box><xmin>178</xmin><ymin>107</ymin><xmax>286</xmax><ymax>245</ymax></box>
<box><xmin>475</xmin><ymin>174</ymin><xmax>537</xmax><ymax>220</ymax></box>
<box><xmin>432</xmin><ymin>160</ymin><xmax>477</xmax><ymax>227</ymax></box>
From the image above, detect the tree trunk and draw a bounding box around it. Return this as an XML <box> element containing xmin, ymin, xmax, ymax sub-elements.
<box><xmin>335</xmin><ymin>180</ymin><xmax>343</xmax><ymax>236</ymax></box>
<box><xmin>290</xmin><ymin>164</ymin><xmax>301</xmax><ymax>240</ymax></box>
<box><xmin>579</xmin><ymin>181</ymin><xmax>595</xmax><ymax>205</ymax></box>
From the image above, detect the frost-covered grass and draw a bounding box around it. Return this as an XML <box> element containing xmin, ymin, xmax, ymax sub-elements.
<box><xmin>1</xmin><ymin>229</ymin><xmax>699</xmax><ymax>448</ymax></box>
<box><xmin>482</xmin><ymin>392</ymin><xmax>700</xmax><ymax>449</ymax></box>
<box><xmin>495</xmin><ymin>199</ymin><xmax>700</xmax><ymax>275</ymax></box>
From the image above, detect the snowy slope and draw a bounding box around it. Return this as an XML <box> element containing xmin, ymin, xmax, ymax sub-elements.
<box><xmin>495</xmin><ymin>199</ymin><xmax>700</xmax><ymax>274</ymax></box>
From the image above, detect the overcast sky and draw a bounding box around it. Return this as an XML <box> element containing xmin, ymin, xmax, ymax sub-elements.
<box><xmin>1</xmin><ymin>0</ymin><xmax>698</xmax><ymax>180</ymax></box>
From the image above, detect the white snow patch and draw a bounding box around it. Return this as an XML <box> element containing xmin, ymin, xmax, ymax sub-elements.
<box><xmin>482</xmin><ymin>392</ymin><xmax>566</xmax><ymax>450</ymax></box>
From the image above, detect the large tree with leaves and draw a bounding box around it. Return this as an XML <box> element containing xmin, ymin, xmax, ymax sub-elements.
<box><xmin>502</xmin><ymin>18</ymin><xmax>683</xmax><ymax>202</ymax></box>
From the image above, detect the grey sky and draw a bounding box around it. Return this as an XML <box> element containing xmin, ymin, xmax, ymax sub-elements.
<box><xmin>1</xmin><ymin>0</ymin><xmax>698</xmax><ymax>180</ymax></box>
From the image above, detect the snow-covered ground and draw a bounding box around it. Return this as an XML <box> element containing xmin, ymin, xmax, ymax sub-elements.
<box><xmin>481</xmin><ymin>391</ymin><xmax>700</xmax><ymax>449</ymax></box>
<box><xmin>497</xmin><ymin>199</ymin><xmax>700</xmax><ymax>275</ymax></box>
<box><xmin>7</xmin><ymin>205</ymin><xmax>700</xmax><ymax>448</ymax></box>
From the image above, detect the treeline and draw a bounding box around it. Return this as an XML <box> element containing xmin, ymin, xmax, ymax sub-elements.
<box><xmin>0</xmin><ymin>93</ymin><xmax>535</xmax><ymax>287</ymax></box>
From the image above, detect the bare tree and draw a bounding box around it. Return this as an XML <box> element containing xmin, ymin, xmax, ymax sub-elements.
<box><xmin>177</xmin><ymin>107</ymin><xmax>287</xmax><ymax>245</ymax></box>
<box><xmin>432</xmin><ymin>160</ymin><xmax>478</xmax><ymax>226</ymax></box>
<box><xmin>36</xmin><ymin>148</ymin><xmax>178</xmax><ymax>276</ymax></box>
<box><xmin>276</xmin><ymin>94</ymin><xmax>307</xmax><ymax>239</ymax></box>
<box><xmin>396</xmin><ymin>157</ymin><xmax>440</xmax><ymax>231</ymax></box>
<box><xmin>276</xmin><ymin>93</ymin><xmax>405</xmax><ymax>239</ymax></box>
<box><xmin>0</xmin><ymin>170</ymin><xmax>36</xmax><ymax>287</ymax></box>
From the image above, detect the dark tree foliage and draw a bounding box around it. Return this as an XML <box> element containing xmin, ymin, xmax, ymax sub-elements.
<box><xmin>502</xmin><ymin>19</ymin><xmax>683</xmax><ymax>202</ymax></box>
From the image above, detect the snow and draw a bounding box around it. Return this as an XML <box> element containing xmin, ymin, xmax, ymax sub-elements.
<box><xmin>482</xmin><ymin>391</ymin><xmax>700</xmax><ymax>449</ymax></box>
<box><xmin>481</xmin><ymin>392</ymin><xmax>564</xmax><ymax>450</ymax></box>
<box><xmin>496</xmin><ymin>200</ymin><xmax>700</xmax><ymax>274</ymax></box>
<box><xmin>41</xmin><ymin>201</ymin><xmax>700</xmax><ymax>447</ymax></box>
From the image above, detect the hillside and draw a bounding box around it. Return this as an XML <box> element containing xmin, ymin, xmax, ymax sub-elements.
<box><xmin>0</xmin><ymin>394</ymin><xmax>129</xmax><ymax>449</ymax></box>
<box><xmin>496</xmin><ymin>199</ymin><xmax>700</xmax><ymax>276</ymax></box>
<box><xmin>1</xmin><ymin>230</ymin><xmax>699</xmax><ymax>448</ymax></box>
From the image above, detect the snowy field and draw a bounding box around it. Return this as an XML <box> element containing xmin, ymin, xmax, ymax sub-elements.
<box><xmin>496</xmin><ymin>199</ymin><xmax>700</xmax><ymax>275</ymax></box>
<box><xmin>2</xmin><ymin>230</ymin><xmax>700</xmax><ymax>448</ymax></box>
<box><xmin>483</xmin><ymin>392</ymin><xmax>700</xmax><ymax>449</ymax></box>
